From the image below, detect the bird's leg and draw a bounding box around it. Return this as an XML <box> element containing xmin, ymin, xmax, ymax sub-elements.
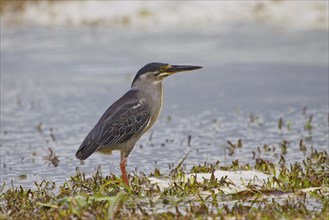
<box><xmin>120</xmin><ymin>157</ymin><xmax>129</xmax><ymax>186</ymax></box>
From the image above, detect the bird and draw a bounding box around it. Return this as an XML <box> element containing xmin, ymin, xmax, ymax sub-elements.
<box><xmin>75</xmin><ymin>62</ymin><xmax>202</xmax><ymax>186</ymax></box>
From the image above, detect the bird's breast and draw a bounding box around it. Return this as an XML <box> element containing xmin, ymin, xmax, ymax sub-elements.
<box><xmin>141</xmin><ymin>84</ymin><xmax>163</xmax><ymax>131</ymax></box>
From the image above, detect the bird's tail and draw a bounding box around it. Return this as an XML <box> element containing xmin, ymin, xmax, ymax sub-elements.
<box><xmin>75</xmin><ymin>138</ymin><xmax>99</xmax><ymax>160</ymax></box>
<box><xmin>75</xmin><ymin>146</ymin><xmax>87</xmax><ymax>160</ymax></box>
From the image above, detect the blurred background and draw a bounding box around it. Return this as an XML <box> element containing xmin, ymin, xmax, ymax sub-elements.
<box><xmin>1</xmin><ymin>0</ymin><xmax>328</xmax><ymax>189</ymax></box>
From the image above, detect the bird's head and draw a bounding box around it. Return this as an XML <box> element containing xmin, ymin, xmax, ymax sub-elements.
<box><xmin>131</xmin><ymin>62</ymin><xmax>202</xmax><ymax>87</ymax></box>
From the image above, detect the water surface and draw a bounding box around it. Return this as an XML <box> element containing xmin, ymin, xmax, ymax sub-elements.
<box><xmin>1</xmin><ymin>25</ymin><xmax>328</xmax><ymax>189</ymax></box>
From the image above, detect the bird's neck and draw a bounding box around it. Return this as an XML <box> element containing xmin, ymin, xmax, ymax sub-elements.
<box><xmin>131</xmin><ymin>80</ymin><xmax>163</xmax><ymax>127</ymax></box>
<box><xmin>132</xmin><ymin>81</ymin><xmax>163</xmax><ymax>102</ymax></box>
<box><xmin>131</xmin><ymin>79</ymin><xmax>163</xmax><ymax>99</ymax></box>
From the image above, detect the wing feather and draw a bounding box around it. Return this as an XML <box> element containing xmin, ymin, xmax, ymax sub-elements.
<box><xmin>75</xmin><ymin>90</ymin><xmax>151</xmax><ymax>160</ymax></box>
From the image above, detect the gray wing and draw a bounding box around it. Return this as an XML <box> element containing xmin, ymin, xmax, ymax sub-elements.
<box><xmin>76</xmin><ymin>90</ymin><xmax>151</xmax><ymax>160</ymax></box>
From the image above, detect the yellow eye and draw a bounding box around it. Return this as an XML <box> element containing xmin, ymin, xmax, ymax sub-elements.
<box><xmin>159</xmin><ymin>65</ymin><xmax>169</xmax><ymax>72</ymax></box>
<box><xmin>159</xmin><ymin>66</ymin><xmax>165</xmax><ymax>72</ymax></box>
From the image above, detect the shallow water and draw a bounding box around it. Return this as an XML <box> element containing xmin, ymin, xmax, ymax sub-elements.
<box><xmin>1</xmin><ymin>25</ymin><xmax>328</xmax><ymax>189</ymax></box>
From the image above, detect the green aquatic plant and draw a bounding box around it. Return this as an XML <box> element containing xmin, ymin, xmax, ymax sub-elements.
<box><xmin>0</xmin><ymin>149</ymin><xmax>328</xmax><ymax>219</ymax></box>
<box><xmin>304</xmin><ymin>115</ymin><xmax>313</xmax><ymax>131</ymax></box>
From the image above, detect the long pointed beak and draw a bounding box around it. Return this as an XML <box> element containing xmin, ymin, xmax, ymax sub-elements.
<box><xmin>166</xmin><ymin>65</ymin><xmax>203</xmax><ymax>74</ymax></box>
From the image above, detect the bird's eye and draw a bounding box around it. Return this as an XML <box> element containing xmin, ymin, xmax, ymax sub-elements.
<box><xmin>159</xmin><ymin>66</ymin><xmax>169</xmax><ymax>72</ymax></box>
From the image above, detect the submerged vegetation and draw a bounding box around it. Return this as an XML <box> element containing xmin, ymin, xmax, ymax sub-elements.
<box><xmin>1</xmin><ymin>104</ymin><xmax>328</xmax><ymax>219</ymax></box>
<box><xmin>1</xmin><ymin>148</ymin><xmax>328</xmax><ymax>219</ymax></box>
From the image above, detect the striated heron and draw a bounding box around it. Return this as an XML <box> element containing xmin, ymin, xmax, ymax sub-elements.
<box><xmin>75</xmin><ymin>63</ymin><xmax>202</xmax><ymax>185</ymax></box>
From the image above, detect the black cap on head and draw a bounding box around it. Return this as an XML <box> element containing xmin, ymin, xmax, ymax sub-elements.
<box><xmin>132</xmin><ymin>62</ymin><xmax>168</xmax><ymax>85</ymax></box>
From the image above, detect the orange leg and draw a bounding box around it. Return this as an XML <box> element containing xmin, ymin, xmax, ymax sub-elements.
<box><xmin>120</xmin><ymin>157</ymin><xmax>129</xmax><ymax>186</ymax></box>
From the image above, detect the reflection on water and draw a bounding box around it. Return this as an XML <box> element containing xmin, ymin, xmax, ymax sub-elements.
<box><xmin>1</xmin><ymin>25</ymin><xmax>328</xmax><ymax>189</ymax></box>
